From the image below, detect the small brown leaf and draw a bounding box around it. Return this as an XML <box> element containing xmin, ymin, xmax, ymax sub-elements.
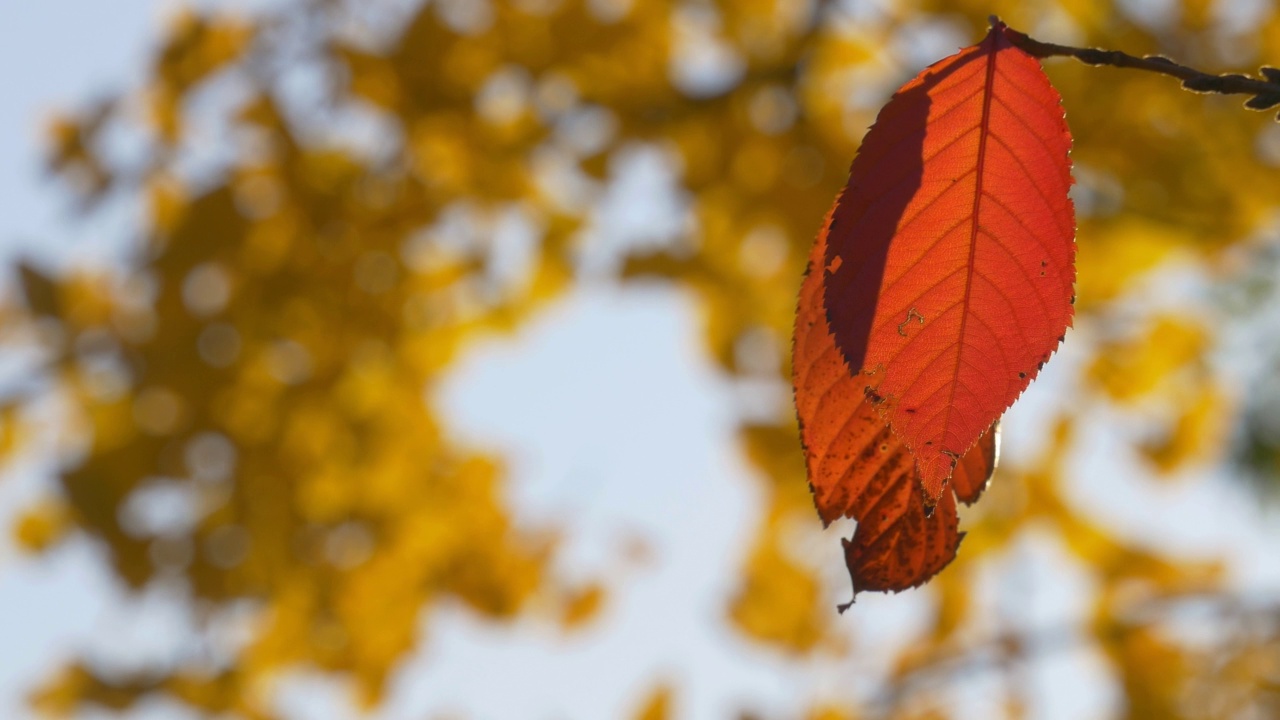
<box><xmin>839</xmin><ymin>490</ymin><xmax>962</xmax><ymax>610</ymax></box>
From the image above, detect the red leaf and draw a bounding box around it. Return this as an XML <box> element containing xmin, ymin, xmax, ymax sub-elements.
<box><xmin>839</xmin><ymin>488</ymin><xmax>959</xmax><ymax>609</ymax></box>
<box><xmin>794</xmin><ymin>205</ymin><xmax>997</xmax><ymax>600</ymax></box>
<box><xmin>822</xmin><ymin>23</ymin><xmax>1074</xmax><ymax>501</ymax></box>
<box><xmin>950</xmin><ymin>421</ymin><xmax>999</xmax><ymax>505</ymax></box>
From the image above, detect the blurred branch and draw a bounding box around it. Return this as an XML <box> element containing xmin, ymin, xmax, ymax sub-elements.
<box><xmin>868</xmin><ymin>623</ymin><xmax>1077</xmax><ymax>719</ymax></box>
<box><xmin>996</xmin><ymin>16</ymin><xmax>1280</xmax><ymax>118</ymax></box>
<box><xmin>868</xmin><ymin>590</ymin><xmax>1280</xmax><ymax>719</ymax></box>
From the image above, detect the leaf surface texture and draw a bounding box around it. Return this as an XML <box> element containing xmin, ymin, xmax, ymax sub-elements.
<box><xmin>794</xmin><ymin>207</ymin><xmax>997</xmax><ymax>600</ymax></box>
<box><xmin>821</xmin><ymin>24</ymin><xmax>1074</xmax><ymax>500</ymax></box>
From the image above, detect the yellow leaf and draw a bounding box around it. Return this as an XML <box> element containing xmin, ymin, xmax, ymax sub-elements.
<box><xmin>631</xmin><ymin>683</ymin><xmax>674</xmax><ymax>720</ymax></box>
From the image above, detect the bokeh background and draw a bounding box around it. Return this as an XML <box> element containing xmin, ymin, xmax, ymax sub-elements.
<box><xmin>4</xmin><ymin>0</ymin><xmax>1280</xmax><ymax>718</ymax></box>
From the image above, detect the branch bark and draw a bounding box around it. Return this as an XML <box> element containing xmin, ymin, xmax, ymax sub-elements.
<box><xmin>995</xmin><ymin>16</ymin><xmax>1280</xmax><ymax>116</ymax></box>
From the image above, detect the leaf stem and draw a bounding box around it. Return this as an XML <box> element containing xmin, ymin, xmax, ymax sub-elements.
<box><xmin>992</xmin><ymin>15</ymin><xmax>1280</xmax><ymax>115</ymax></box>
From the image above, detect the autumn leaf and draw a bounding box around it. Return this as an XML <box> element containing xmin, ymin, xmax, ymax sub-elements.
<box><xmin>821</xmin><ymin>22</ymin><xmax>1075</xmax><ymax>501</ymax></box>
<box><xmin>839</xmin><ymin>488</ymin><xmax>960</xmax><ymax>607</ymax></box>
<box><xmin>794</xmin><ymin>204</ymin><xmax>997</xmax><ymax>602</ymax></box>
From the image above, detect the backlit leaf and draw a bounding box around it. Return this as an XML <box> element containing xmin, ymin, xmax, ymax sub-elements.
<box><xmin>794</xmin><ymin>206</ymin><xmax>996</xmax><ymax>599</ymax></box>
<box><xmin>822</xmin><ymin>23</ymin><xmax>1075</xmax><ymax>500</ymax></box>
<box><xmin>839</xmin><ymin>488</ymin><xmax>960</xmax><ymax>607</ymax></box>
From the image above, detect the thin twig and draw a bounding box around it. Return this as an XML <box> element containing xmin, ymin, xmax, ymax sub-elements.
<box><xmin>993</xmin><ymin>15</ymin><xmax>1280</xmax><ymax>116</ymax></box>
<box><xmin>867</xmin><ymin>590</ymin><xmax>1280</xmax><ymax>719</ymax></box>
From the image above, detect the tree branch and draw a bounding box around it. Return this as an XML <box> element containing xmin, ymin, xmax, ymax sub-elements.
<box><xmin>994</xmin><ymin>16</ymin><xmax>1280</xmax><ymax>117</ymax></box>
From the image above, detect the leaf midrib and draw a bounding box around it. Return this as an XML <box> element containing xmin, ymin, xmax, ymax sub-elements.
<box><xmin>938</xmin><ymin>31</ymin><xmax>999</xmax><ymax>466</ymax></box>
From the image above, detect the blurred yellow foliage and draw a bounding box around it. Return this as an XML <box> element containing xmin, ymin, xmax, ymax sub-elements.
<box><xmin>633</xmin><ymin>684</ymin><xmax>674</xmax><ymax>720</ymax></box>
<box><xmin>729</xmin><ymin>520</ymin><xmax>826</xmax><ymax>653</ymax></box>
<box><xmin>560</xmin><ymin>581</ymin><xmax>607</xmax><ymax>629</ymax></box>
<box><xmin>1090</xmin><ymin>316</ymin><xmax>1208</xmax><ymax>403</ymax></box>
<box><xmin>12</xmin><ymin>500</ymin><xmax>71</xmax><ymax>553</ymax></box>
<box><xmin>12</xmin><ymin>0</ymin><xmax>1280</xmax><ymax>718</ymax></box>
